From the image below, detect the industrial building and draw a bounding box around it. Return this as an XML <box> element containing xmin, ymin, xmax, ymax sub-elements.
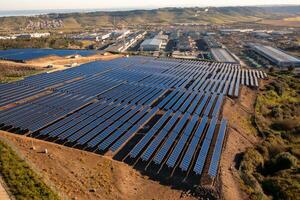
<box><xmin>106</xmin><ymin>31</ymin><xmax>146</xmax><ymax>52</ymax></box>
<box><xmin>203</xmin><ymin>36</ymin><xmax>222</xmax><ymax>48</ymax></box>
<box><xmin>177</xmin><ymin>36</ymin><xmax>194</xmax><ymax>52</ymax></box>
<box><xmin>140</xmin><ymin>38</ymin><xmax>163</xmax><ymax>51</ymax></box>
<box><xmin>154</xmin><ymin>34</ymin><xmax>168</xmax><ymax>42</ymax></box>
<box><xmin>248</xmin><ymin>43</ymin><xmax>300</xmax><ymax>67</ymax></box>
<box><xmin>210</xmin><ymin>48</ymin><xmax>237</xmax><ymax>63</ymax></box>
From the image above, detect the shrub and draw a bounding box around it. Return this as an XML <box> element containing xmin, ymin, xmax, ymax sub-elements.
<box><xmin>240</xmin><ymin>148</ymin><xmax>264</xmax><ymax>173</ymax></box>
<box><xmin>270</xmin><ymin>106</ymin><xmax>281</xmax><ymax>118</ymax></box>
<box><xmin>271</xmin><ymin>119</ymin><xmax>299</xmax><ymax>131</ymax></box>
<box><xmin>271</xmin><ymin>82</ymin><xmax>284</xmax><ymax>96</ymax></box>
<box><xmin>262</xmin><ymin>172</ymin><xmax>300</xmax><ymax>200</ymax></box>
<box><xmin>0</xmin><ymin>141</ymin><xmax>59</xmax><ymax>200</ymax></box>
<box><xmin>264</xmin><ymin>152</ymin><xmax>298</xmax><ymax>175</ymax></box>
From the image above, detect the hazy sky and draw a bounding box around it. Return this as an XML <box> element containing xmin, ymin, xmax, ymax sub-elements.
<box><xmin>0</xmin><ymin>0</ymin><xmax>299</xmax><ymax>11</ymax></box>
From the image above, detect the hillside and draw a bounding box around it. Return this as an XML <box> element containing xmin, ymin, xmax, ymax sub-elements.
<box><xmin>0</xmin><ymin>6</ymin><xmax>299</xmax><ymax>32</ymax></box>
<box><xmin>239</xmin><ymin>71</ymin><xmax>300</xmax><ymax>200</ymax></box>
<box><xmin>0</xmin><ymin>130</ymin><xmax>198</xmax><ymax>200</ymax></box>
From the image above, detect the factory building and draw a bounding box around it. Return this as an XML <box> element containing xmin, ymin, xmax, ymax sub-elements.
<box><xmin>154</xmin><ymin>34</ymin><xmax>168</xmax><ymax>42</ymax></box>
<box><xmin>140</xmin><ymin>38</ymin><xmax>163</xmax><ymax>51</ymax></box>
<box><xmin>177</xmin><ymin>36</ymin><xmax>194</xmax><ymax>52</ymax></box>
<box><xmin>210</xmin><ymin>48</ymin><xmax>237</xmax><ymax>63</ymax></box>
<box><xmin>203</xmin><ymin>36</ymin><xmax>222</xmax><ymax>48</ymax></box>
<box><xmin>106</xmin><ymin>31</ymin><xmax>146</xmax><ymax>52</ymax></box>
<box><xmin>248</xmin><ymin>43</ymin><xmax>300</xmax><ymax>67</ymax></box>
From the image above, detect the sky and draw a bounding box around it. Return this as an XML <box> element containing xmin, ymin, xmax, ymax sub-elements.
<box><xmin>0</xmin><ymin>0</ymin><xmax>299</xmax><ymax>11</ymax></box>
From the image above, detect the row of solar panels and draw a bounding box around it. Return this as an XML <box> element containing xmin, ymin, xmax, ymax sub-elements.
<box><xmin>36</xmin><ymin>101</ymin><xmax>158</xmax><ymax>152</ymax></box>
<box><xmin>0</xmin><ymin>57</ymin><xmax>266</xmax><ymax>109</ymax></box>
<box><xmin>0</xmin><ymin>48</ymin><xmax>99</xmax><ymax>61</ymax></box>
<box><xmin>98</xmin><ymin>84</ymin><xmax>168</xmax><ymax>106</ymax></box>
<box><xmin>29</xmin><ymin>99</ymin><xmax>227</xmax><ymax>177</ymax></box>
<box><xmin>0</xmin><ymin>56</ymin><xmax>266</xmax><ymax>182</ymax></box>
<box><xmin>127</xmin><ymin>111</ymin><xmax>228</xmax><ymax>177</ymax></box>
<box><xmin>0</xmin><ymin>92</ymin><xmax>89</xmax><ymax>132</ymax></box>
<box><xmin>157</xmin><ymin>91</ymin><xmax>225</xmax><ymax>117</ymax></box>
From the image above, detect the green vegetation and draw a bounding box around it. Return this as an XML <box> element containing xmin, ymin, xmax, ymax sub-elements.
<box><xmin>0</xmin><ymin>36</ymin><xmax>84</xmax><ymax>50</ymax></box>
<box><xmin>0</xmin><ymin>65</ymin><xmax>44</xmax><ymax>83</ymax></box>
<box><xmin>239</xmin><ymin>71</ymin><xmax>300</xmax><ymax>200</ymax></box>
<box><xmin>0</xmin><ymin>140</ymin><xmax>60</xmax><ymax>200</ymax></box>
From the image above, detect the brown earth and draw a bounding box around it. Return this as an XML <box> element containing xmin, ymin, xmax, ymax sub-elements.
<box><xmin>0</xmin><ymin>131</ymin><xmax>197</xmax><ymax>200</ymax></box>
<box><xmin>257</xmin><ymin>19</ymin><xmax>300</xmax><ymax>27</ymax></box>
<box><xmin>220</xmin><ymin>86</ymin><xmax>260</xmax><ymax>200</ymax></box>
<box><xmin>0</xmin><ymin>53</ymin><xmax>122</xmax><ymax>72</ymax></box>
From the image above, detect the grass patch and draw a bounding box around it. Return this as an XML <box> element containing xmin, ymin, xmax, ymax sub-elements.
<box><xmin>0</xmin><ymin>140</ymin><xmax>59</xmax><ymax>200</ymax></box>
<box><xmin>239</xmin><ymin>71</ymin><xmax>300</xmax><ymax>200</ymax></box>
<box><xmin>0</xmin><ymin>65</ymin><xmax>44</xmax><ymax>83</ymax></box>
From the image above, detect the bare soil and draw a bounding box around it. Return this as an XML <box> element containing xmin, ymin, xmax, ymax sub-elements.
<box><xmin>0</xmin><ymin>131</ymin><xmax>197</xmax><ymax>200</ymax></box>
<box><xmin>257</xmin><ymin>19</ymin><xmax>300</xmax><ymax>27</ymax></box>
<box><xmin>220</xmin><ymin>86</ymin><xmax>260</xmax><ymax>200</ymax></box>
<box><xmin>0</xmin><ymin>53</ymin><xmax>122</xmax><ymax>72</ymax></box>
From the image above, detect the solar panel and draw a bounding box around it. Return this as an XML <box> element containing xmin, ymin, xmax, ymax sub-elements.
<box><xmin>193</xmin><ymin>117</ymin><xmax>218</xmax><ymax>174</ymax></box>
<box><xmin>203</xmin><ymin>94</ymin><xmax>217</xmax><ymax>117</ymax></box>
<box><xmin>208</xmin><ymin>119</ymin><xmax>227</xmax><ymax>177</ymax></box>
<box><xmin>0</xmin><ymin>48</ymin><xmax>99</xmax><ymax>61</ymax></box>
<box><xmin>153</xmin><ymin>113</ymin><xmax>190</xmax><ymax>165</ymax></box>
<box><xmin>179</xmin><ymin>116</ymin><xmax>208</xmax><ymax>171</ymax></box>
<box><xmin>195</xmin><ymin>94</ymin><xmax>209</xmax><ymax>115</ymax></box>
<box><xmin>166</xmin><ymin>115</ymin><xmax>199</xmax><ymax>168</ymax></box>
<box><xmin>110</xmin><ymin>107</ymin><xmax>159</xmax><ymax>152</ymax></box>
<box><xmin>212</xmin><ymin>95</ymin><xmax>223</xmax><ymax>117</ymax></box>
<box><xmin>0</xmin><ymin>56</ymin><xmax>266</xmax><ymax>180</ymax></box>
<box><xmin>129</xmin><ymin>110</ymin><xmax>172</xmax><ymax>158</ymax></box>
<box><xmin>141</xmin><ymin>112</ymin><xmax>181</xmax><ymax>161</ymax></box>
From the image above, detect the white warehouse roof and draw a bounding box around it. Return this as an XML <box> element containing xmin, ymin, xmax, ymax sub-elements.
<box><xmin>141</xmin><ymin>38</ymin><xmax>163</xmax><ymax>46</ymax></box>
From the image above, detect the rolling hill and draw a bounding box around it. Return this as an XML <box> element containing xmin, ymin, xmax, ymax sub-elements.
<box><xmin>0</xmin><ymin>6</ymin><xmax>299</xmax><ymax>32</ymax></box>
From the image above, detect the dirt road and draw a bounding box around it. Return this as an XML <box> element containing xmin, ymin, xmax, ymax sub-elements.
<box><xmin>220</xmin><ymin>86</ymin><xmax>259</xmax><ymax>200</ymax></box>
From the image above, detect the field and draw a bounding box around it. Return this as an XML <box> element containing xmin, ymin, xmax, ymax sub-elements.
<box><xmin>258</xmin><ymin>17</ymin><xmax>300</xmax><ymax>27</ymax></box>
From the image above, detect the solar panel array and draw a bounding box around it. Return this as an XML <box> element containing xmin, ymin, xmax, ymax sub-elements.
<box><xmin>0</xmin><ymin>48</ymin><xmax>99</xmax><ymax>62</ymax></box>
<box><xmin>0</xmin><ymin>56</ymin><xmax>267</xmax><ymax>184</ymax></box>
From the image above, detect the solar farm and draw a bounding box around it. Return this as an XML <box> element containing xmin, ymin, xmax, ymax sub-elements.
<box><xmin>0</xmin><ymin>48</ymin><xmax>99</xmax><ymax>62</ymax></box>
<box><xmin>0</xmin><ymin>56</ymin><xmax>266</xmax><ymax>187</ymax></box>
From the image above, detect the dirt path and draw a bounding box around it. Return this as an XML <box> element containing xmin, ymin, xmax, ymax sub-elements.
<box><xmin>0</xmin><ymin>131</ymin><xmax>196</xmax><ymax>200</ymax></box>
<box><xmin>220</xmin><ymin>86</ymin><xmax>259</xmax><ymax>200</ymax></box>
<box><xmin>0</xmin><ymin>177</ymin><xmax>11</xmax><ymax>200</ymax></box>
<box><xmin>0</xmin><ymin>53</ymin><xmax>122</xmax><ymax>72</ymax></box>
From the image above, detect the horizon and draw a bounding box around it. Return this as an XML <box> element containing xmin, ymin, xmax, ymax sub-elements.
<box><xmin>0</xmin><ymin>0</ymin><xmax>299</xmax><ymax>12</ymax></box>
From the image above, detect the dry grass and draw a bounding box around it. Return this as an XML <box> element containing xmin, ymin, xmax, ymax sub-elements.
<box><xmin>258</xmin><ymin>19</ymin><xmax>300</xmax><ymax>27</ymax></box>
<box><xmin>0</xmin><ymin>140</ymin><xmax>59</xmax><ymax>200</ymax></box>
<box><xmin>0</xmin><ymin>64</ymin><xmax>43</xmax><ymax>83</ymax></box>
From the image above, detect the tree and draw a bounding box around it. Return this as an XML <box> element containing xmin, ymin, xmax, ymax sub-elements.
<box><xmin>287</xmin><ymin>66</ymin><xmax>295</xmax><ymax>72</ymax></box>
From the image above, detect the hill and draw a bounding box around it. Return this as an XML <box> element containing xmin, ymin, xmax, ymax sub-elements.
<box><xmin>0</xmin><ymin>6</ymin><xmax>299</xmax><ymax>32</ymax></box>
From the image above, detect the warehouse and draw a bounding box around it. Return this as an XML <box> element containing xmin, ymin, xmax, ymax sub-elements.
<box><xmin>248</xmin><ymin>43</ymin><xmax>300</xmax><ymax>67</ymax></box>
<box><xmin>177</xmin><ymin>36</ymin><xmax>194</xmax><ymax>52</ymax></box>
<box><xmin>140</xmin><ymin>38</ymin><xmax>163</xmax><ymax>51</ymax></box>
<box><xmin>203</xmin><ymin>36</ymin><xmax>222</xmax><ymax>48</ymax></box>
<box><xmin>210</xmin><ymin>48</ymin><xmax>237</xmax><ymax>63</ymax></box>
